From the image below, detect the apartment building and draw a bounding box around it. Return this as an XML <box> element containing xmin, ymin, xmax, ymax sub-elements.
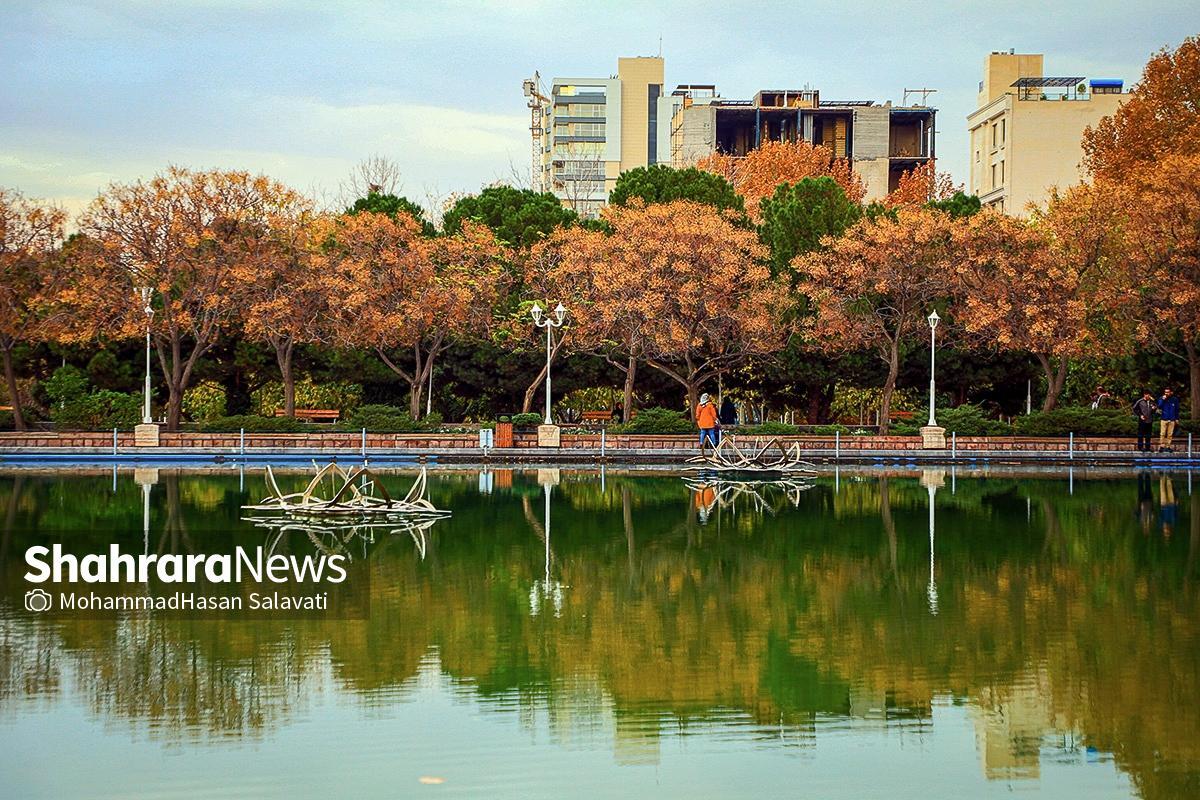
<box><xmin>967</xmin><ymin>51</ymin><xmax>1126</xmax><ymax>215</ymax></box>
<box><xmin>541</xmin><ymin>56</ymin><xmax>665</xmax><ymax>218</ymax></box>
<box><xmin>666</xmin><ymin>87</ymin><xmax>936</xmax><ymax>201</ymax></box>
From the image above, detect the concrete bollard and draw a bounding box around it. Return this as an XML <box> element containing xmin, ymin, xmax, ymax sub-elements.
<box><xmin>112</xmin><ymin>428</ymin><xmax>118</xmax><ymax>456</ymax></box>
<box><xmin>835</xmin><ymin>430</ymin><xmax>840</xmax><ymax>461</ymax></box>
<box><xmin>1189</xmin><ymin>432</ymin><xmax>1193</xmax><ymax>459</ymax></box>
<box><xmin>361</xmin><ymin>428</ymin><xmax>367</xmax><ymax>459</ymax></box>
<box><xmin>600</xmin><ymin>428</ymin><xmax>606</xmax><ymax>460</ymax></box>
<box><xmin>1069</xmin><ymin>431</ymin><xmax>1074</xmax><ymax>461</ymax></box>
<box><xmin>951</xmin><ymin>431</ymin><xmax>956</xmax><ymax>460</ymax></box>
<box><xmin>239</xmin><ymin>428</ymin><xmax>245</xmax><ymax>457</ymax></box>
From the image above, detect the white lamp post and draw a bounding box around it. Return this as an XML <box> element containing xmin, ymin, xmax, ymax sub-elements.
<box><xmin>926</xmin><ymin>309</ymin><xmax>940</xmax><ymax>427</ymax></box>
<box><xmin>135</xmin><ymin>287</ymin><xmax>155</xmax><ymax>424</ymax></box>
<box><xmin>531</xmin><ymin>302</ymin><xmax>567</xmax><ymax>425</ymax></box>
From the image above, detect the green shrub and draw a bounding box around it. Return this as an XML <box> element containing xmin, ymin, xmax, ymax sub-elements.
<box><xmin>199</xmin><ymin>415</ymin><xmax>306</xmax><ymax>433</ymax></box>
<box><xmin>1013</xmin><ymin>406</ymin><xmax>1136</xmax><ymax>437</ymax></box>
<box><xmin>44</xmin><ymin>365</ymin><xmax>89</xmax><ymax>405</ymax></box>
<box><xmin>510</xmin><ymin>412</ymin><xmax>543</xmax><ymax>427</ymax></box>
<box><xmin>340</xmin><ymin>405</ymin><xmax>442</xmax><ymax>433</ymax></box>
<box><xmin>737</xmin><ymin>422</ymin><xmax>801</xmax><ymax>435</ymax></box>
<box><xmin>909</xmin><ymin>404</ymin><xmax>1013</xmax><ymax>436</ymax></box>
<box><xmin>53</xmin><ymin>390</ymin><xmax>142</xmax><ymax>430</ymax></box>
<box><xmin>0</xmin><ymin>409</ymin><xmax>14</xmax><ymax>430</ymax></box>
<box><xmin>182</xmin><ymin>381</ymin><xmax>227</xmax><ymax>422</ymax></box>
<box><xmin>610</xmin><ymin>407</ymin><xmax>693</xmax><ymax>434</ymax></box>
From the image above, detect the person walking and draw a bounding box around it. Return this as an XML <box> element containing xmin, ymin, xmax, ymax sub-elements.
<box><xmin>1133</xmin><ymin>391</ymin><xmax>1157</xmax><ymax>453</ymax></box>
<box><xmin>696</xmin><ymin>393</ymin><xmax>720</xmax><ymax>450</ymax></box>
<box><xmin>1157</xmin><ymin>387</ymin><xmax>1181</xmax><ymax>452</ymax></box>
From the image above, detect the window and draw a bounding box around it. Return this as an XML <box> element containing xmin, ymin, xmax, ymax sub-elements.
<box><xmin>991</xmin><ymin>163</ymin><xmax>997</xmax><ymax>188</ymax></box>
<box><xmin>992</xmin><ymin>124</ymin><xmax>997</xmax><ymax>147</ymax></box>
<box><xmin>999</xmin><ymin>160</ymin><xmax>1005</xmax><ymax>183</ymax></box>
<box><xmin>975</xmin><ymin>149</ymin><xmax>980</xmax><ymax>163</ymax></box>
<box><xmin>1000</xmin><ymin>119</ymin><xmax>1006</xmax><ymax>144</ymax></box>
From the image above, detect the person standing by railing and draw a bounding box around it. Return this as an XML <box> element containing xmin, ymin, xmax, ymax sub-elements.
<box><xmin>1157</xmin><ymin>387</ymin><xmax>1180</xmax><ymax>452</ymax></box>
<box><xmin>1133</xmin><ymin>391</ymin><xmax>1157</xmax><ymax>453</ymax></box>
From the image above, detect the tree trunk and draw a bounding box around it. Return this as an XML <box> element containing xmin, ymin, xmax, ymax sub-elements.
<box><xmin>1035</xmin><ymin>353</ymin><xmax>1068</xmax><ymax>413</ymax></box>
<box><xmin>521</xmin><ymin>360</ymin><xmax>548</xmax><ymax>415</ymax></box>
<box><xmin>1186</xmin><ymin>338</ymin><xmax>1200</xmax><ymax>422</ymax></box>
<box><xmin>686</xmin><ymin>381</ymin><xmax>700</xmax><ymax>422</ymax></box>
<box><xmin>166</xmin><ymin>382</ymin><xmax>183</xmax><ymax>430</ymax></box>
<box><xmin>879</xmin><ymin>339</ymin><xmax>900</xmax><ymax>434</ymax></box>
<box><xmin>1</xmin><ymin>345</ymin><xmax>26</xmax><ymax>432</ymax></box>
<box><xmin>622</xmin><ymin>355</ymin><xmax>637</xmax><ymax>423</ymax></box>
<box><xmin>276</xmin><ymin>340</ymin><xmax>296</xmax><ymax>417</ymax></box>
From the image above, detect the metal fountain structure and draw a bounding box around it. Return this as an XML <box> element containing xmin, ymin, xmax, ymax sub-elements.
<box><xmin>241</xmin><ymin>462</ymin><xmax>451</xmax><ymax>560</ymax></box>
<box><xmin>684</xmin><ymin>435</ymin><xmax>818</xmax><ymax>476</ymax></box>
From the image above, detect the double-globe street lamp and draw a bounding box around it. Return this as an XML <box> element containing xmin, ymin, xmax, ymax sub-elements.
<box><xmin>531</xmin><ymin>302</ymin><xmax>567</xmax><ymax>425</ymax></box>
<box><xmin>135</xmin><ymin>287</ymin><xmax>155</xmax><ymax>424</ymax></box>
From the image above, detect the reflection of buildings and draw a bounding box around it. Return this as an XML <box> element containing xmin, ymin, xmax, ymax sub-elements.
<box><xmin>971</xmin><ymin>670</ymin><xmax>1074</xmax><ymax>780</ymax></box>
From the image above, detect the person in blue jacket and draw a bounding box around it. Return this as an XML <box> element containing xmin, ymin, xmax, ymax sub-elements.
<box><xmin>1157</xmin><ymin>387</ymin><xmax>1181</xmax><ymax>452</ymax></box>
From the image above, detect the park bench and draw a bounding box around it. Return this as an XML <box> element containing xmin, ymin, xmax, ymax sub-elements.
<box><xmin>581</xmin><ymin>410</ymin><xmax>614</xmax><ymax>424</ymax></box>
<box><xmin>891</xmin><ymin>410</ymin><xmax>916</xmax><ymax>421</ymax></box>
<box><xmin>274</xmin><ymin>408</ymin><xmax>340</xmax><ymax>423</ymax></box>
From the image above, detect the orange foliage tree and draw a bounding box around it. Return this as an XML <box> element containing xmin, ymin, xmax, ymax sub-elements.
<box><xmin>238</xmin><ymin>212</ymin><xmax>326</xmax><ymax>418</ymax></box>
<box><xmin>1083</xmin><ymin>36</ymin><xmax>1200</xmax><ymax>181</ymax></box>
<box><xmin>796</xmin><ymin>208</ymin><xmax>956</xmax><ymax>432</ymax></box>
<box><xmin>697</xmin><ymin>140</ymin><xmax>864</xmax><ymax>221</ymax></box>
<box><xmin>885</xmin><ymin>161</ymin><xmax>961</xmax><ymax>207</ymax></box>
<box><xmin>0</xmin><ymin>189</ymin><xmax>67</xmax><ymax>430</ymax></box>
<box><xmin>533</xmin><ymin>200</ymin><xmax>792</xmax><ymax>420</ymax></box>
<box><xmin>1120</xmin><ymin>154</ymin><xmax>1200</xmax><ymax>418</ymax></box>
<box><xmin>322</xmin><ymin>211</ymin><xmax>510</xmax><ymax>418</ymax></box>
<box><xmin>72</xmin><ymin>167</ymin><xmax>309</xmax><ymax>430</ymax></box>
<box><xmin>952</xmin><ymin>193</ymin><xmax>1124</xmax><ymax>412</ymax></box>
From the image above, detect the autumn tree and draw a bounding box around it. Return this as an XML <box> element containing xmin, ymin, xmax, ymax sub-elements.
<box><xmin>953</xmin><ymin>194</ymin><xmax>1124</xmax><ymax>412</ymax></box>
<box><xmin>0</xmin><ymin>189</ymin><xmax>67</xmax><ymax>430</ymax></box>
<box><xmin>545</xmin><ymin>200</ymin><xmax>791</xmax><ymax>419</ymax></box>
<box><xmin>73</xmin><ymin>167</ymin><xmax>309</xmax><ymax>429</ymax></box>
<box><xmin>238</xmin><ymin>212</ymin><xmax>326</xmax><ymax>417</ymax></box>
<box><xmin>796</xmin><ymin>208</ymin><xmax>956</xmax><ymax>432</ymax></box>
<box><xmin>1083</xmin><ymin>36</ymin><xmax>1200</xmax><ymax>181</ymax></box>
<box><xmin>1121</xmin><ymin>153</ymin><xmax>1200</xmax><ymax>418</ymax></box>
<box><xmin>884</xmin><ymin>160</ymin><xmax>961</xmax><ymax>207</ymax></box>
<box><xmin>323</xmin><ymin>212</ymin><xmax>510</xmax><ymax>418</ymax></box>
<box><xmin>698</xmin><ymin>140</ymin><xmax>864</xmax><ymax>221</ymax></box>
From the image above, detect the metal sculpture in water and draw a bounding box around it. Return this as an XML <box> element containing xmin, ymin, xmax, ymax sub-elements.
<box><xmin>685</xmin><ymin>436</ymin><xmax>818</xmax><ymax>476</ymax></box>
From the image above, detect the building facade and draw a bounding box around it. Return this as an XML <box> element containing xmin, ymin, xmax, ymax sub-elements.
<box><xmin>666</xmin><ymin>87</ymin><xmax>935</xmax><ymax>202</ymax></box>
<box><xmin>542</xmin><ymin>57</ymin><xmax>665</xmax><ymax>218</ymax></box>
<box><xmin>538</xmin><ymin>56</ymin><xmax>935</xmax><ymax>212</ymax></box>
<box><xmin>967</xmin><ymin>52</ymin><xmax>1126</xmax><ymax>215</ymax></box>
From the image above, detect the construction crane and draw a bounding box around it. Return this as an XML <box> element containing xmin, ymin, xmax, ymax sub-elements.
<box><xmin>523</xmin><ymin>72</ymin><xmax>550</xmax><ymax>193</ymax></box>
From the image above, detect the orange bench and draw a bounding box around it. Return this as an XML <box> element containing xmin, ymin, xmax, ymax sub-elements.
<box><xmin>581</xmin><ymin>410</ymin><xmax>614</xmax><ymax>423</ymax></box>
<box><xmin>274</xmin><ymin>408</ymin><xmax>340</xmax><ymax>422</ymax></box>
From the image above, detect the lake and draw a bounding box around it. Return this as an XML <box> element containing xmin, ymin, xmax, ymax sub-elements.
<box><xmin>0</xmin><ymin>465</ymin><xmax>1196</xmax><ymax>799</ymax></box>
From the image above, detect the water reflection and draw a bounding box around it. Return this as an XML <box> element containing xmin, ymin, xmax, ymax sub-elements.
<box><xmin>0</xmin><ymin>467</ymin><xmax>1196</xmax><ymax>799</ymax></box>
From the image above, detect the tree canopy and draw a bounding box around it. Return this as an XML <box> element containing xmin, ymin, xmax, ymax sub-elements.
<box><xmin>609</xmin><ymin>165</ymin><xmax>745</xmax><ymax>215</ymax></box>
<box><xmin>442</xmin><ymin>185</ymin><xmax>577</xmax><ymax>249</ymax></box>
<box><xmin>758</xmin><ymin>176</ymin><xmax>862</xmax><ymax>275</ymax></box>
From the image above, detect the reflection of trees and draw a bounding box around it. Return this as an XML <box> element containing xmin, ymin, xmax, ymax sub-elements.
<box><xmin>0</xmin><ymin>471</ymin><xmax>1197</xmax><ymax>797</ymax></box>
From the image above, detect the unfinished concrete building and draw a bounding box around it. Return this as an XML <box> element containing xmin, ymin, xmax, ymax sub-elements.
<box><xmin>666</xmin><ymin>86</ymin><xmax>936</xmax><ymax>201</ymax></box>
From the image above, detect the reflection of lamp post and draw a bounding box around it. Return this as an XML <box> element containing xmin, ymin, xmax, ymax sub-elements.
<box><xmin>926</xmin><ymin>481</ymin><xmax>939</xmax><ymax>615</ymax></box>
<box><xmin>920</xmin><ymin>469</ymin><xmax>943</xmax><ymax>616</ymax></box>
<box><xmin>135</xmin><ymin>287</ymin><xmax>155</xmax><ymax>424</ymax></box>
<box><xmin>920</xmin><ymin>310</ymin><xmax>946</xmax><ymax>449</ymax></box>
<box><xmin>530</xmin><ymin>469</ymin><xmax>564</xmax><ymax>617</ymax></box>
<box><xmin>531</xmin><ymin>302</ymin><xmax>566</xmax><ymax>425</ymax></box>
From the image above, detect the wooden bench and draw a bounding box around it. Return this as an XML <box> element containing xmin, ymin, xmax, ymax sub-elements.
<box><xmin>274</xmin><ymin>408</ymin><xmax>340</xmax><ymax>423</ymax></box>
<box><xmin>891</xmin><ymin>410</ymin><xmax>916</xmax><ymax>420</ymax></box>
<box><xmin>581</xmin><ymin>410</ymin><xmax>614</xmax><ymax>424</ymax></box>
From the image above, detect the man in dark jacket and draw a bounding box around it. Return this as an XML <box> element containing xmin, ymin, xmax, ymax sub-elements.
<box><xmin>1157</xmin><ymin>387</ymin><xmax>1181</xmax><ymax>452</ymax></box>
<box><xmin>1134</xmin><ymin>391</ymin><xmax>1157</xmax><ymax>453</ymax></box>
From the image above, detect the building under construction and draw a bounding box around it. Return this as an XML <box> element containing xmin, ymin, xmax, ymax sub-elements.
<box><xmin>667</xmin><ymin>85</ymin><xmax>936</xmax><ymax>200</ymax></box>
<box><xmin>527</xmin><ymin>56</ymin><xmax>938</xmax><ymax>213</ymax></box>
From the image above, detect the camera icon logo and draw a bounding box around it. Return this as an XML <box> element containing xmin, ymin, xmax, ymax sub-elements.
<box><xmin>25</xmin><ymin>588</ymin><xmax>53</xmax><ymax>613</ymax></box>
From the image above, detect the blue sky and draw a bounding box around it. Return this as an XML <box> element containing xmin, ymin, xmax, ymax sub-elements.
<box><xmin>1</xmin><ymin>0</ymin><xmax>1195</xmax><ymax>218</ymax></box>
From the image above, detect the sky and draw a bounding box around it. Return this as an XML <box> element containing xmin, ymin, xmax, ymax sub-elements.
<box><xmin>1</xmin><ymin>0</ymin><xmax>1196</xmax><ymax>220</ymax></box>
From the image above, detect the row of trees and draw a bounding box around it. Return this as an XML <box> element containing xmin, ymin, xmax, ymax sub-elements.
<box><xmin>1</xmin><ymin>36</ymin><xmax>1198</xmax><ymax>432</ymax></box>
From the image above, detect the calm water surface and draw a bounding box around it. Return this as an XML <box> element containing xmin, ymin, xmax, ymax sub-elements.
<box><xmin>0</xmin><ymin>466</ymin><xmax>1196</xmax><ymax>799</ymax></box>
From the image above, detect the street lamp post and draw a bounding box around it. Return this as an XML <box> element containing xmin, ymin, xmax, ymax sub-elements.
<box><xmin>135</xmin><ymin>287</ymin><xmax>155</xmax><ymax>424</ymax></box>
<box><xmin>531</xmin><ymin>302</ymin><xmax>567</xmax><ymax>425</ymax></box>
<box><xmin>926</xmin><ymin>309</ymin><xmax>940</xmax><ymax>427</ymax></box>
<box><xmin>919</xmin><ymin>310</ymin><xmax>945</xmax><ymax>449</ymax></box>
